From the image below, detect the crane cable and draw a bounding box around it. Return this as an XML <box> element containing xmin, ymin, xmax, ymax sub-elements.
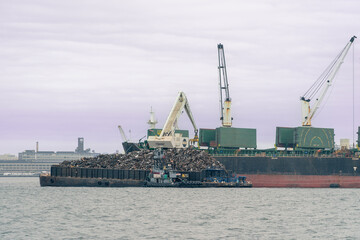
<box><xmin>303</xmin><ymin>56</ymin><xmax>335</xmax><ymax>99</ymax></box>
<box><xmin>302</xmin><ymin>45</ymin><xmax>346</xmax><ymax>101</ymax></box>
<box><xmin>312</xmin><ymin>71</ymin><xmax>337</xmax><ymax>121</ymax></box>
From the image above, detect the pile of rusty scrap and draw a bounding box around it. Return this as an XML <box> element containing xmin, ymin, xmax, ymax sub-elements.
<box><xmin>164</xmin><ymin>148</ymin><xmax>224</xmax><ymax>171</ymax></box>
<box><xmin>59</xmin><ymin>148</ymin><xmax>224</xmax><ymax>171</ymax></box>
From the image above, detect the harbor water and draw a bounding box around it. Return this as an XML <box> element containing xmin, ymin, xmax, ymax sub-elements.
<box><xmin>1</xmin><ymin>177</ymin><xmax>360</xmax><ymax>239</ymax></box>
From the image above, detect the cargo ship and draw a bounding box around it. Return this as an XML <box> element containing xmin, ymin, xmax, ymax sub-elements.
<box><xmin>205</xmin><ymin>39</ymin><xmax>360</xmax><ymax>187</ymax></box>
<box><xmin>130</xmin><ymin>38</ymin><xmax>360</xmax><ymax>188</ymax></box>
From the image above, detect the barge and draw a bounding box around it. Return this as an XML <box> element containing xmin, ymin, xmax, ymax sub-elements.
<box><xmin>39</xmin><ymin>166</ymin><xmax>252</xmax><ymax>188</ymax></box>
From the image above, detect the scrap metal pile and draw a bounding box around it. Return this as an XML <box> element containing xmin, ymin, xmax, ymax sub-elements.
<box><xmin>59</xmin><ymin>148</ymin><xmax>225</xmax><ymax>172</ymax></box>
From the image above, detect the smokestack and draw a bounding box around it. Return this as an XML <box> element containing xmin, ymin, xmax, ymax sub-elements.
<box><xmin>76</xmin><ymin>137</ymin><xmax>84</xmax><ymax>153</ymax></box>
<box><xmin>36</xmin><ymin>141</ymin><xmax>39</xmax><ymax>153</ymax></box>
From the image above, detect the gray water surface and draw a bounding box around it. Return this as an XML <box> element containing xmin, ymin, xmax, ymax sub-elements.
<box><xmin>1</xmin><ymin>177</ymin><xmax>360</xmax><ymax>239</ymax></box>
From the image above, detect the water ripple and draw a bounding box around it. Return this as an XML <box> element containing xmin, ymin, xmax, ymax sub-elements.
<box><xmin>1</xmin><ymin>178</ymin><xmax>360</xmax><ymax>239</ymax></box>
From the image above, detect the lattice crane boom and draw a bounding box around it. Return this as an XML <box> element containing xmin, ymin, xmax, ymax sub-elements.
<box><xmin>301</xmin><ymin>36</ymin><xmax>356</xmax><ymax>126</ymax></box>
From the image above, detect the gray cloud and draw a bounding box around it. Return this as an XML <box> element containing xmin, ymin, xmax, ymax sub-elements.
<box><xmin>0</xmin><ymin>0</ymin><xmax>359</xmax><ymax>154</ymax></box>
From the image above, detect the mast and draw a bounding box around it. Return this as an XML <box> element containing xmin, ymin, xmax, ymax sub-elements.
<box><xmin>147</xmin><ymin>107</ymin><xmax>158</xmax><ymax>129</ymax></box>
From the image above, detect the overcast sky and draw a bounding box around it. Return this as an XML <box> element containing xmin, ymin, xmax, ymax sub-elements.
<box><xmin>1</xmin><ymin>0</ymin><xmax>360</xmax><ymax>154</ymax></box>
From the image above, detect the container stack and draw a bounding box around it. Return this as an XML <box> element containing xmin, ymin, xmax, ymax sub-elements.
<box><xmin>199</xmin><ymin>127</ymin><xmax>256</xmax><ymax>149</ymax></box>
<box><xmin>275</xmin><ymin>126</ymin><xmax>334</xmax><ymax>149</ymax></box>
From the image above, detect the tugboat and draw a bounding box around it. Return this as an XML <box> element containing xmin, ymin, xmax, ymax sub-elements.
<box><xmin>144</xmin><ymin>148</ymin><xmax>200</xmax><ymax>187</ymax></box>
<box><xmin>145</xmin><ymin>149</ymin><xmax>252</xmax><ymax>188</ymax></box>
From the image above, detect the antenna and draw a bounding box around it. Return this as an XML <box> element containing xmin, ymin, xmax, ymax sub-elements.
<box><xmin>147</xmin><ymin>107</ymin><xmax>158</xmax><ymax>129</ymax></box>
<box><xmin>352</xmin><ymin>39</ymin><xmax>355</xmax><ymax>148</ymax></box>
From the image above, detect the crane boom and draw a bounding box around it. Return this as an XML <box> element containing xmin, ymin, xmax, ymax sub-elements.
<box><xmin>147</xmin><ymin>92</ymin><xmax>198</xmax><ymax>148</ymax></box>
<box><xmin>118</xmin><ymin>125</ymin><xmax>129</xmax><ymax>142</ymax></box>
<box><xmin>301</xmin><ymin>36</ymin><xmax>356</xmax><ymax>126</ymax></box>
<box><xmin>218</xmin><ymin>43</ymin><xmax>232</xmax><ymax>127</ymax></box>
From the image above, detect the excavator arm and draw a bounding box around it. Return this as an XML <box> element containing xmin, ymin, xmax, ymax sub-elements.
<box><xmin>147</xmin><ymin>92</ymin><xmax>198</xmax><ymax>148</ymax></box>
<box><xmin>184</xmin><ymin>100</ymin><xmax>199</xmax><ymax>140</ymax></box>
<box><xmin>118</xmin><ymin>125</ymin><xmax>129</xmax><ymax>142</ymax></box>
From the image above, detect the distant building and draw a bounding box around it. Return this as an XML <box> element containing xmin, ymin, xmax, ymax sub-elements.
<box><xmin>0</xmin><ymin>138</ymin><xmax>100</xmax><ymax>176</ymax></box>
<box><xmin>18</xmin><ymin>150</ymin><xmax>98</xmax><ymax>163</ymax></box>
<box><xmin>18</xmin><ymin>137</ymin><xmax>99</xmax><ymax>163</ymax></box>
<box><xmin>0</xmin><ymin>162</ymin><xmax>53</xmax><ymax>176</ymax></box>
<box><xmin>0</xmin><ymin>154</ymin><xmax>18</xmax><ymax>161</ymax></box>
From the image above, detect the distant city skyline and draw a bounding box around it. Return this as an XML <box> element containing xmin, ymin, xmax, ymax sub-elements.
<box><xmin>1</xmin><ymin>0</ymin><xmax>359</xmax><ymax>154</ymax></box>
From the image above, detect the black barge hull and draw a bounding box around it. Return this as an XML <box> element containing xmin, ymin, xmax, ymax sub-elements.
<box><xmin>40</xmin><ymin>175</ymin><xmax>145</xmax><ymax>187</ymax></box>
<box><xmin>40</xmin><ymin>175</ymin><xmax>252</xmax><ymax>188</ymax></box>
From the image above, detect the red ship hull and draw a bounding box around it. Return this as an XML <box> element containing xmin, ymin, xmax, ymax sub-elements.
<box><xmin>242</xmin><ymin>174</ymin><xmax>360</xmax><ymax>188</ymax></box>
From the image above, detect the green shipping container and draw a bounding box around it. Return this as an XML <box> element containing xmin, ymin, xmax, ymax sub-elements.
<box><xmin>216</xmin><ymin>127</ymin><xmax>256</xmax><ymax>149</ymax></box>
<box><xmin>147</xmin><ymin>129</ymin><xmax>189</xmax><ymax>138</ymax></box>
<box><xmin>275</xmin><ymin>127</ymin><xmax>296</xmax><ymax>148</ymax></box>
<box><xmin>295</xmin><ymin>127</ymin><xmax>334</xmax><ymax>149</ymax></box>
<box><xmin>199</xmin><ymin>128</ymin><xmax>216</xmax><ymax>147</ymax></box>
